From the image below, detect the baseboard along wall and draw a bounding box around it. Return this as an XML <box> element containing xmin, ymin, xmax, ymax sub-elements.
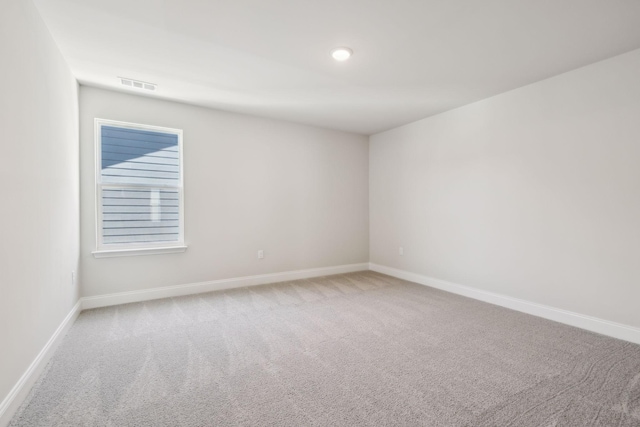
<box><xmin>369</xmin><ymin>263</ymin><xmax>640</xmax><ymax>346</ymax></box>
<box><xmin>0</xmin><ymin>262</ymin><xmax>368</xmax><ymax>427</ymax></box>
<box><xmin>0</xmin><ymin>301</ymin><xmax>82</xmax><ymax>427</ymax></box>
<box><xmin>80</xmin><ymin>263</ymin><xmax>370</xmax><ymax>310</ymax></box>
<box><xmin>3</xmin><ymin>260</ymin><xmax>640</xmax><ymax>427</ymax></box>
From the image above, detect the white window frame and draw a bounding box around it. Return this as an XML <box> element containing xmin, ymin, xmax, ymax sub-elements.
<box><xmin>92</xmin><ymin>118</ymin><xmax>186</xmax><ymax>258</ymax></box>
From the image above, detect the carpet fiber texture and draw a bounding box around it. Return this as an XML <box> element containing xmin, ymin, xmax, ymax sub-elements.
<box><xmin>10</xmin><ymin>271</ymin><xmax>640</xmax><ymax>426</ymax></box>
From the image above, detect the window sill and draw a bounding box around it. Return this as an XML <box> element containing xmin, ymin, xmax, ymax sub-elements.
<box><xmin>92</xmin><ymin>246</ymin><xmax>187</xmax><ymax>258</ymax></box>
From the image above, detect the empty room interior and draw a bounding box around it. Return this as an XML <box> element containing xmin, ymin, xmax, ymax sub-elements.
<box><xmin>2</xmin><ymin>0</ymin><xmax>640</xmax><ymax>426</ymax></box>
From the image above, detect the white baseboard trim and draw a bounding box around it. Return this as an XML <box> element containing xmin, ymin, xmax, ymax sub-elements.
<box><xmin>369</xmin><ymin>263</ymin><xmax>640</xmax><ymax>345</ymax></box>
<box><xmin>0</xmin><ymin>300</ymin><xmax>82</xmax><ymax>427</ymax></box>
<box><xmin>8</xmin><ymin>261</ymin><xmax>635</xmax><ymax>427</ymax></box>
<box><xmin>0</xmin><ymin>262</ymin><xmax>368</xmax><ymax>425</ymax></box>
<box><xmin>81</xmin><ymin>262</ymin><xmax>370</xmax><ymax>310</ymax></box>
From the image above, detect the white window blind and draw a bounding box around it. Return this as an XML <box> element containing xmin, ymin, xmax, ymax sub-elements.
<box><xmin>94</xmin><ymin>119</ymin><xmax>184</xmax><ymax>256</ymax></box>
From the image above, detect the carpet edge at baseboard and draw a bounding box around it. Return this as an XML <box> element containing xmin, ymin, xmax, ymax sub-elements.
<box><xmin>0</xmin><ymin>300</ymin><xmax>82</xmax><ymax>427</ymax></box>
<box><xmin>369</xmin><ymin>262</ymin><xmax>640</xmax><ymax>345</ymax></box>
<box><xmin>7</xmin><ymin>261</ymin><xmax>637</xmax><ymax>427</ymax></box>
<box><xmin>1</xmin><ymin>262</ymin><xmax>371</xmax><ymax>427</ymax></box>
<box><xmin>80</xmin><ymin>262</ymin><xmax>370</xmax><ymax>310</ymax></box>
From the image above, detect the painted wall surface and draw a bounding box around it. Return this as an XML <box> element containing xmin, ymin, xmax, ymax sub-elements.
<box><xmin>80</xmin><ymin>87</ymin><xmax>369</xmax><ymax>297</ymax></box>
<box><xmin>370</xmin><ymin>49</ymin><xmax>640</xmax><ymax>328</ymax></box>
<box><xmin>0</xmin><ymin>0</ymin><xmax>80</xmax><ymax>410</ymax></box>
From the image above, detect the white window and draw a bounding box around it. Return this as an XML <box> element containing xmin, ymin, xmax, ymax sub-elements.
<box><xmin>93</xmin><ymin>119</ymin><xmax>185</xmax><ymax>257</ymax></box>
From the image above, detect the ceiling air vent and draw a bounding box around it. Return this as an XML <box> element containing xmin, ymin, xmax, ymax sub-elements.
<box><xmin>119</xmin><ymin>77</ymin><xmax>156</xmax><ymax>91</ymax></box>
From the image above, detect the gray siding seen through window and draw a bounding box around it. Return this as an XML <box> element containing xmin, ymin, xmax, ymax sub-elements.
<box><xmin>99</xmin><ymin>125</ymin><xmax>181</xmax><ymax>246</ymax></box>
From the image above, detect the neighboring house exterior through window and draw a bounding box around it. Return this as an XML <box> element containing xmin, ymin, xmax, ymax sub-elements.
<box><xmin>93</xmin><ymin>119</ymin><xmax>185</xmax><ymax>257</ymax></box>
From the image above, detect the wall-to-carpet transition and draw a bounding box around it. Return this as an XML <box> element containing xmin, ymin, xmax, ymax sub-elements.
<box><xmin>10</xmin><ymin>272</ymin><xmax>640</xmax><ymax>426</ymax></box>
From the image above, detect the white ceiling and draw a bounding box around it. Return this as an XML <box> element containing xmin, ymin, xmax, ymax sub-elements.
<box><xmin>33</xmin><ymin>0</ymin><xmax>640</xmax><ymax>135</ymax></box>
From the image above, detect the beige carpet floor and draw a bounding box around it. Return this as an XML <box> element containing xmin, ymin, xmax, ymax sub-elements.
<box><xmin>9</xmin><ymin>271</ymin><xmax>640</xmax><ymax>426</ymax></box>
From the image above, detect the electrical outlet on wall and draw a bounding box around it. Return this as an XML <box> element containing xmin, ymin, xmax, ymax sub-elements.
<box><xmin>258</xmin><ymin>250</ymin><xmax>264</xmax><ymax>259</ymax></box>
<box><xmin>71</xmin><ymin>271</ymin><xmax>76</xmax><ymax>286</ymax></box>
<box><xmin>399</xmin><ymin>247</ymin><xmax>404</xmax><ymax>256</ymax></box>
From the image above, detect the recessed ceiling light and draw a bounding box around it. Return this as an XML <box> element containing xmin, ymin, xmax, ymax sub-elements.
<box><xmin>331</xmin><ymin>47</ymin><xmax>353</xmax><ymax>61</ymax></box>
<box><xmin>119</xmin><ymin>77</ymin><xmax>156</xmax><ymax>91</ymax></box>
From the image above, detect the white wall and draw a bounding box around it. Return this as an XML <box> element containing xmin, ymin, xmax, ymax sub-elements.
<box><xmin>80</xmin><ymin>87</ymin><xmax>369</xmax><ymax>297</ymax></box>
<box><xmin>0</xmin><ymin>0</ymin><xmax>80</xmax><ymax>414</ymax></box>
<box><xmin>370</xmin><ymin>49</ymin><xmax>640</xmax><ymax>329</ymax></box>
